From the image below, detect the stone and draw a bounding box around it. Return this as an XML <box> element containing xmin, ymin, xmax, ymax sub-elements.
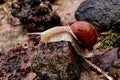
<box><xmin>75</xmin><ymin>0</ymin><xmax>120</xmax><ymax>31</ymax></box>
<box><xmin>92</xmin><ymin>48</ymin><xmax>119</xmax><ymax>70</ymax></box>
<box><xmin>0</xmin><ymin>36</ymin><xmax>40</xmax><ymax>80</ymax></box>
<box><xmin>10</xmin><ymin>0</ymin><xmax>60</xmax><ymax>32</ymax></box>
<box><xmin>31</xmin><ymin>41</ymin><xmax>82</xmax><ymax>80</ymax></box>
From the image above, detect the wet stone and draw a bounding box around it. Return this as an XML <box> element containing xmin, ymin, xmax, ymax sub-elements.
<box><xmin>75</xmin><ymin>0</ymin><xmax>120</xmax><ymax>31</ymax></box>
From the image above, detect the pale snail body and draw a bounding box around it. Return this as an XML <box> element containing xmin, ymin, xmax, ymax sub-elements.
<box><xmin>40</xmin><ymin>26</ymin><xmax>70</xmax><ymax>42</ymax></box>
<box><xmin>28</xmin><ymin>26</ymin><xmax>93</xmax><ymax>57</ymax></box>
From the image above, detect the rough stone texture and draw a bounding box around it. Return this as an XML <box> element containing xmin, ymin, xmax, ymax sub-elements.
<box><xmin>0</xmin><ymin>46</ymin><xmax>32</xmax><ymax>80</ymax></box>
<box><xmin>10</xmin><ymin>0</ymin><xmax>60</xmax><ymax>32</ymax></box>
<box><xmin>92</xmin><ymin>48</ymin><xmax>120</xmax><ymax>71</ymax></box>
<box><xmin>0</xmin><ymin>30</ymin><xmax>86</xmax><ymax>80</ymax></box>
<box><xmin>0</xmin><ymin>36</ymin><xmax>40</xmax><ymax>80</ymax></box>
<box><xmin>75</xmin><ymin>0</ymin><xmax>120</xmax><ymax>31</ymax></box>
<box><xmin>31</xmin><ymin>41</ymin><xmax>82</xmax><ymax>80</ymax></box>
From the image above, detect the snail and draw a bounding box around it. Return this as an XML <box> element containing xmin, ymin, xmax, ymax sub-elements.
<box><xmin>27</xmin><ymin>21</ymin><xmax>98</xmax><ymax>58</ymax></box>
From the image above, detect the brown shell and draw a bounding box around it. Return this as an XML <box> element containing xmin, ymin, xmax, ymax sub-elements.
<box><xmin>70</xmin><ymin>21</ymin><xmax>98</xmax><ymax>49</ymax></box>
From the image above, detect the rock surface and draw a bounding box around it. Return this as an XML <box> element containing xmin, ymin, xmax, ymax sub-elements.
<box><xmin>0</xmin><ymin>47</ymin><xmax>31</xmax><ymax>79</ymax></box>
<box><xmin>92</xmin><ymin>48</ymin><xmax>120</xmax><ymax>71</ymax></box>
<box><xmin>0</xmin><ymin>36</ymin><xmax>39</xmax><ymax>80</ymax></box>
<box><xmin>0</xmin><ymin>31</ymin><xmax>85</xmax><ymax>80</ymax></box>
<box><xmin>31</xmin><ymin>41</ymin><xmax>82</xmax><ymax>80</ymax></box>
<box><xmin>75</xmin><ymin>0</ymin><xmax>120</xmax><ymax>31</ymax></box>
<box><xmin>11</xmin><ymin>0</ymin><xmax>60</xmax><ymax>32</ymax></box>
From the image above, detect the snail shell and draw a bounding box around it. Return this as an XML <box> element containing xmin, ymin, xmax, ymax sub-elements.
<box><xmin>70</xmin><ymin>21</ymin><xmax>98</xmax><ymax>49</ymax></box>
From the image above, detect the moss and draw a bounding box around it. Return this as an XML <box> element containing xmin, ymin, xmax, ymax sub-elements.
<box><xmin>99</xmin><ymin>26</ymin><xmax>120</xmax><ymax>50</ymax></box>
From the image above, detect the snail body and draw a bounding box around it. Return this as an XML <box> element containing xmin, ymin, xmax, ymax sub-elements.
<box><xmin>28</xmin><ymin>21</ymin><xmax>98</xmax><ymax>57</ymax></box>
